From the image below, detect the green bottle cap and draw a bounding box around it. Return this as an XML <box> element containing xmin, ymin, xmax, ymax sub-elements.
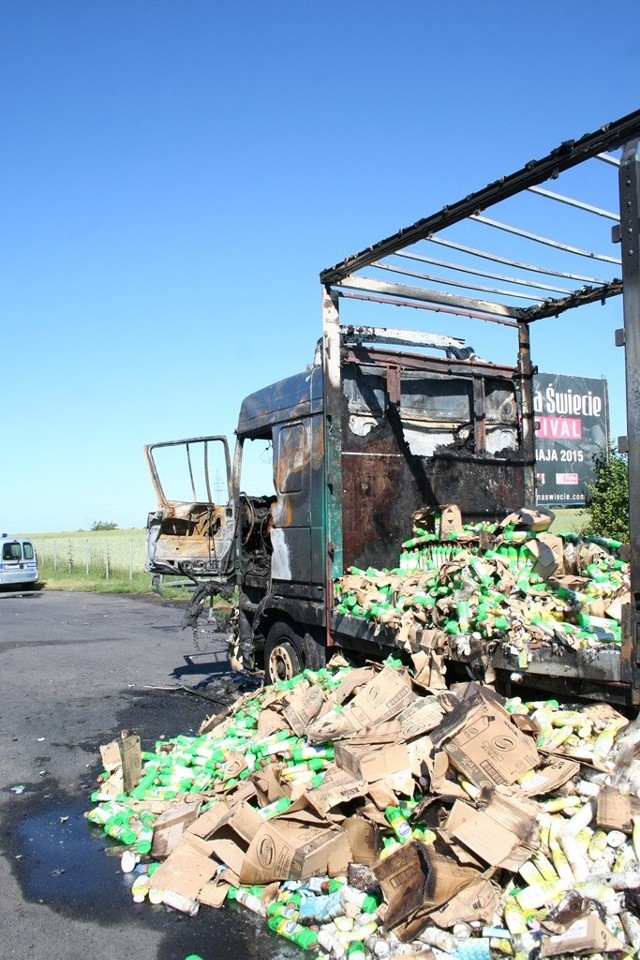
<box><xmin>361</xmin><ymin>894</ymin><xmax>378</xmax><ymax>913</ymax></box>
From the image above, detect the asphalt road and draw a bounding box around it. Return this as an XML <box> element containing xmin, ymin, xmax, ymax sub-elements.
<box><xmin>0</xmin><ymin>590</ymin><xmax>299</xmax><ymax>960</ymax></box>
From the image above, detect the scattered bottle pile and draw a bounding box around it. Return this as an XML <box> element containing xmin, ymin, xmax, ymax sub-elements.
<box><xmin>334</xmin><ymin>511</ymin><xmax>628</xmax><ymax>668</ymax></box>
<box><xmin>86</xmin><ymin>654</ymin><xmax>640</xmax><ymax>959</ymax></box>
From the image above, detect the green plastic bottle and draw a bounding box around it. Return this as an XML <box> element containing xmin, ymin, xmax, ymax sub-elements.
<box><xmin>135</xmin><ymin>814</ymin><xmax>155</xmax><ymax>855</ymax></box>
<box><xmin>104</xmin><ymin>815</ymin><xmax>137</xmax><ymax>846</ymax></box>
<box><xmin>267</xmin><ymin>915</ymin><xmax>318</xmax><ymax>950</ymax></box>
<box><xmin>347</xmin><ymin>943</ymin><xmax>366</xmax><ymax>960</ymax></box>
<box><xmin>385</xmin><ymin>805</ymin><xmax>412</xmax><ymax>843</ymax></box>
<box><xmin>259</xmin><ymin>796</ymin><xmax>292</xmax><ymax>819</ymax></box>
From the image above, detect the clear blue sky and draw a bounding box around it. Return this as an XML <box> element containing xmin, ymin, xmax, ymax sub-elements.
<box><xmin>3</xmin><ymin>0</ymin><xmax>639</xmax><ymax>532</ymax></box>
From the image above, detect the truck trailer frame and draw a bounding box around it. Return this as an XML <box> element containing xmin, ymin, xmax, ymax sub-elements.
<box><xmin>145</xmin><ymin>108</ymin><xmax>640</xmax><ymax>704</ymax></box>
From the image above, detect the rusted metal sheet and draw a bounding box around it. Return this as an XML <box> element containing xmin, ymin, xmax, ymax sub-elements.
<box><xmin>338</xmin><ymin>356</ymin><xmax>527</xmax><ymax>572</ymax></box>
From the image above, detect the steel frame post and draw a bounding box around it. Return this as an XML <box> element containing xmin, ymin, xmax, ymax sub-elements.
<box><xmin>517</xmin><ymin>319</ymin><xmax>536</xmax><ymax>506</ymax></box>
<box><xmin>322</xmin><ymin>287</ymin><xmax>344</xmax><ymax>597</ymax></box>
<box><xmin>619</xmin><ymin>139</ymin><xmax>640</xmax><ymax>699</ymax></box>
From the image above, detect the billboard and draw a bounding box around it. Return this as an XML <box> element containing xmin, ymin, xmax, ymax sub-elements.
<box><xmin>533</xmin><ymin>373</ymin><xmax>609</xmax><ymax>508</ymax></box>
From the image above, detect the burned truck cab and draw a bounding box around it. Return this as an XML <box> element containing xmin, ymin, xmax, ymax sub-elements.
<box><xmin>231</xmin><ymin>364</ymin><xmax>327</xmax><ymax>676</ymax></box>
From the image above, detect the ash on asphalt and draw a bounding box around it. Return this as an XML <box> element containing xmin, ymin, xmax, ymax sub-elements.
<box><xmin>1</xmin><ymin>665</ymin><xmax>299</xmax><ymax>960</ymax></box>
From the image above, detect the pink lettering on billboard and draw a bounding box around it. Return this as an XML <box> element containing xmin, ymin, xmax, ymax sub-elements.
<box><xmin>535</xmin><ymin>416</ymin><xmax>582</xmax><ymax>440</ymax></box>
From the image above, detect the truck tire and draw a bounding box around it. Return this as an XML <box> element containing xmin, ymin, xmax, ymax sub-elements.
<box><xmin>264</xmin><ymin>621</ymin><xmax>324</xmax><ymax>684</ymax></box>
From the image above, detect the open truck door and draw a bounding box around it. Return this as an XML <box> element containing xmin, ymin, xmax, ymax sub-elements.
<box><xmin>144</xmin><ymin>436</ymin><xmax>235</xmax><ymax>584</ymax></box>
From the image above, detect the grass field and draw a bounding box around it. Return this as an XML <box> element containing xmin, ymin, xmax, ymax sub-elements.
<box><xmin>27</xmin><ymin>527</ymin><xmax>148</xmax><ymax>576</ymax></box>
<box><xmin>18</xmin><ymin>528</ymin><xmax>154</xmax><ymax>593</ymax></box>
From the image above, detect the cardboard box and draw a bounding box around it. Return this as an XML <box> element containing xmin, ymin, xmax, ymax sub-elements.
<box><xmin>343</xmin><ymin>815</ymin><xmax>380</xmax><ymax>865</ymax></box>
<box><xmin>432</xmin><ymin>688</ymin><xmax>539</xmax><ymax>788</ymax></box>
<box><xmin>118</xmin><ymin>730</ymin><xmax>139</xmax><ymax>780</ymax></box>
<box><xmin>197</xmin><ymin>880</ymin><xmax>228</xmax><ymax>908</ymax></box>
<box><xmin>439</xmin><ymin>504</ymin><xmax>463</xmax><ymax>536</ymax></box>
<box><xmin>445</xmin><ymin>790</ymin><xmax>539</xmax><ymax>870</ymax></box>
<box><xmin>283</xmin><ymin>684</ymin><xmax>326</xmax><ymax>735</ymax></box>
<box><xmin>397</xmin><ymin>695</ymin><xmax>446</xmax><ymax>738</ymax></box>
<box><xmin>427</xmin><ymin>877</ymin><xmax>501</xmax><ymax>928</ymax></box>
<box><xmin>344</xmin><ymin>665</ymin><xmax>416</xmax><ymax>726</ymax></box>
<box><xmin>597</xmin><ymin>785</ymin><xmax>640</xmax><ymax>831</ymax></box>
<box><xmin>540</xmin><ymin>913</ymin><xmax>624</xmax><ymax>957</ymax></box>
<box><xmin>331</xmin><ymin>666</ymin><xmax>377</xmax><ymax>704</ymax></box>
<box><xmin>334</xmin><ymin>739</ymin><xmax>410</xmax><ymax>783</ymax></box>
<box><xmin>373</xmin><ymin>840</ymin><xmax>481</xmax><ymax>930</ymax></box>
<box><xmin>186</xmin><ymin>801</ymin><xmax>231</xmax><ymax>840</ymax></box>
<box><xmin>99</xmin><ymin>739</ymin><xmax>122</xmax><ymax>772</ymax></box>
<box><xmin>151</xmin><ymin>800</ymin><xmax>203</xmax><ymax>859</ymax></box>
<box><xmin>517</xmin><ymin>756</ymin><xmax>580</xmax><ymax>796</ymax></box>
<box><xmin>240</xmin><ymin>819</ymin><xmax>350</xmax><ymax>885</ymax></box>
<box><xmin>304</xmin><ymin>766</ymin><xmax>369</xmax><ymax>817</ymax></box>
<box><xmin>524</xmin><ymin>533</ymin><xmax>564</xmax><ymax>579</ymax></box>
<box><xmin>149</xmin><ymin>839</ymin><xmax>217</xmax><ymax>899</ymax></box>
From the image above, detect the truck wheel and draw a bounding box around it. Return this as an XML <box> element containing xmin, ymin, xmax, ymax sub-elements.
<box><xmin>264</xmin><ymin>621</ymin><xmax>323</xmax><ymax>683</ymax></box>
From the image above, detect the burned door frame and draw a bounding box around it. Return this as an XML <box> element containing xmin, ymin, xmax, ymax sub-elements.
<box><xmin>144</xmin><ymin>435</ymin><xmax>235</xmax><ymax>580</ymax></box>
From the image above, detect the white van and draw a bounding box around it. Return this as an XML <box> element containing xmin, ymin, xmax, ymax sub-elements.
<box><xmin>0</xmin><ymin>535</ymin><xmax>39</xmax><ymax>587</ymax></box>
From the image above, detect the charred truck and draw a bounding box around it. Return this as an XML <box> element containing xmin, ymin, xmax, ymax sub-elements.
<box><xmin>145</xmin><ymin>108</ymin><xmax>640</xmax><ymax>706</ymax></box>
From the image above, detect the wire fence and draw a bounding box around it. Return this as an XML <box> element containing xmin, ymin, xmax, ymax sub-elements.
<box><xmin>35</xmin><ymin>534</ymin><xmax>148</xmax><ymax>580</ymax></box>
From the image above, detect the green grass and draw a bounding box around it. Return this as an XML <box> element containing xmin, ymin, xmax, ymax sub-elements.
<box><xmin>19</xmin><ymin>528</ymin><xmax>155</xmax><ymax>595</ymax></box>
<box><xmin>549</xmin><ymin>508</ymin><xmax>587</xmax><ymax>536</ymax></box>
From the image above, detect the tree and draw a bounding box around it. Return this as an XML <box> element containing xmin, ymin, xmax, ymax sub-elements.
<box><xmin>582</xmin><ymin>446</ymin><xmax>629</xmax><ymax>543</ymax></box>
<box><xmin>90</xmin><ymin>521</ymin><xmax>119</xmax><ymax>532</ymax></box>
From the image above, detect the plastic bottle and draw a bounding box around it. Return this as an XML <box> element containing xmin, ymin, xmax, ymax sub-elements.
<box><xmin>347</xmin><ymin>942</ymin><xmax>366</xmax><ymax>960</ymax></box>
<box><xmin>162</xmin><ymin>889</ymin><xmax>200</xmax><ymax>916</ymax></box>
<box><xmin>456</xmin><ymin>938</ymin><xmax>492</xmax><ymax>960</ymax></box>
<box><xmin>104</xmin><ymin>815</ymin><xmax>138</xmax><ymax>846</ymax></box>
<box><xmin>341</xmin><ymin>885</ymin><xmax>378</xmax><ymax>914</ymax></box>
<box><xmin>231</xmin><ymin>885</ymin><xmax>266</xmax><ymax>916</ymax></box>
<box><xmin>514</xmin><ymin>878</ymin><xmax>566</xmax><ymax>910</ymax></box>
<box><xmin>131</xmin><ymin>873</ymin><xmax>151</xmax><ymax>902</ymax></box>
<box><xmin>120</xmin><ymin>849</ymin><xmax>139</xmax><ymax>873</ymax></box>
<box><xmin>135</xmin><ymin>814</ymin><xmax>155</xmax><ymax>855</ymax></box>
<box><xmin>385</xmin><ymin>806</ymin><xmax>412</xmax><ymax>843</ymax></box>
<box><xmin>417</xmin><ymin>926</ymin><xmax>459</xmax><ymax>952</ymax></box>
<box><xmin>266</xmin><ymin>893</ymin><xmax>301</xmax><ymax>920</ymax></box>
<box><xmin>602</xmin><ymin>867</ymin><xmax>640</xmax><ymax>890</ymax></box>
<box><xmin>267</xmin><ymin>915</ymin><xmax>318</xmax><ymax>950</ymax></box>
<box><xmin>364</xmin><ymin>935</ymin><xmax>391</xmax><ymax>958</ymax></box>
<box><xmin>259</xmin><ymin>796</ymin><xmax>292</xmax><ymax>819</ymax></box>
<box><xmin>621</xmin><ymin>910</ymin><xmax>640</xmax><ymax>951</ymax></box>
<box><xmin>298</xmin><ymin>891</ymin><xmax>343</xmax><ymax>924</ymax></box>
<box><xmin>317</xmin><ymin>926</ymin><xmax>347</xmax><ymax>958</ymax></box>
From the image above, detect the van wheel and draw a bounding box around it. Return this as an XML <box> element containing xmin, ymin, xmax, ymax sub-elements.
<box><xmin>264</xmin><ymin>621</ymin><xmax>324</xmax><ymax>684</ymax></box>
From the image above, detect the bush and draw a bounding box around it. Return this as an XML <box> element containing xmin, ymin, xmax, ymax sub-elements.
<box><xmin>582</xmin><ymin>446</ymin><xmax>629</xmax><ymax>543</ymax></box>
<box><xmin>90</xmin><ymin>521</ymin><xmax>119</xmax><ymax>531</ymax></box>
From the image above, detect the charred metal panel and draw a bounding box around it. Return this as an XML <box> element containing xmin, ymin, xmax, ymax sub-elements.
<box><xmin>340</xmin><ymin>359</ymin><xmax>527</xmax><ymax>572</ymax></box>
<box><xmin>271</xmin><ymin>419</ymin><xmax>312</xmax><ymax>582</ymax></box>
<box><xmin>238</xmin><ymin>367</ymin><xmax>324</xmax><ymax>437</ymax></box>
